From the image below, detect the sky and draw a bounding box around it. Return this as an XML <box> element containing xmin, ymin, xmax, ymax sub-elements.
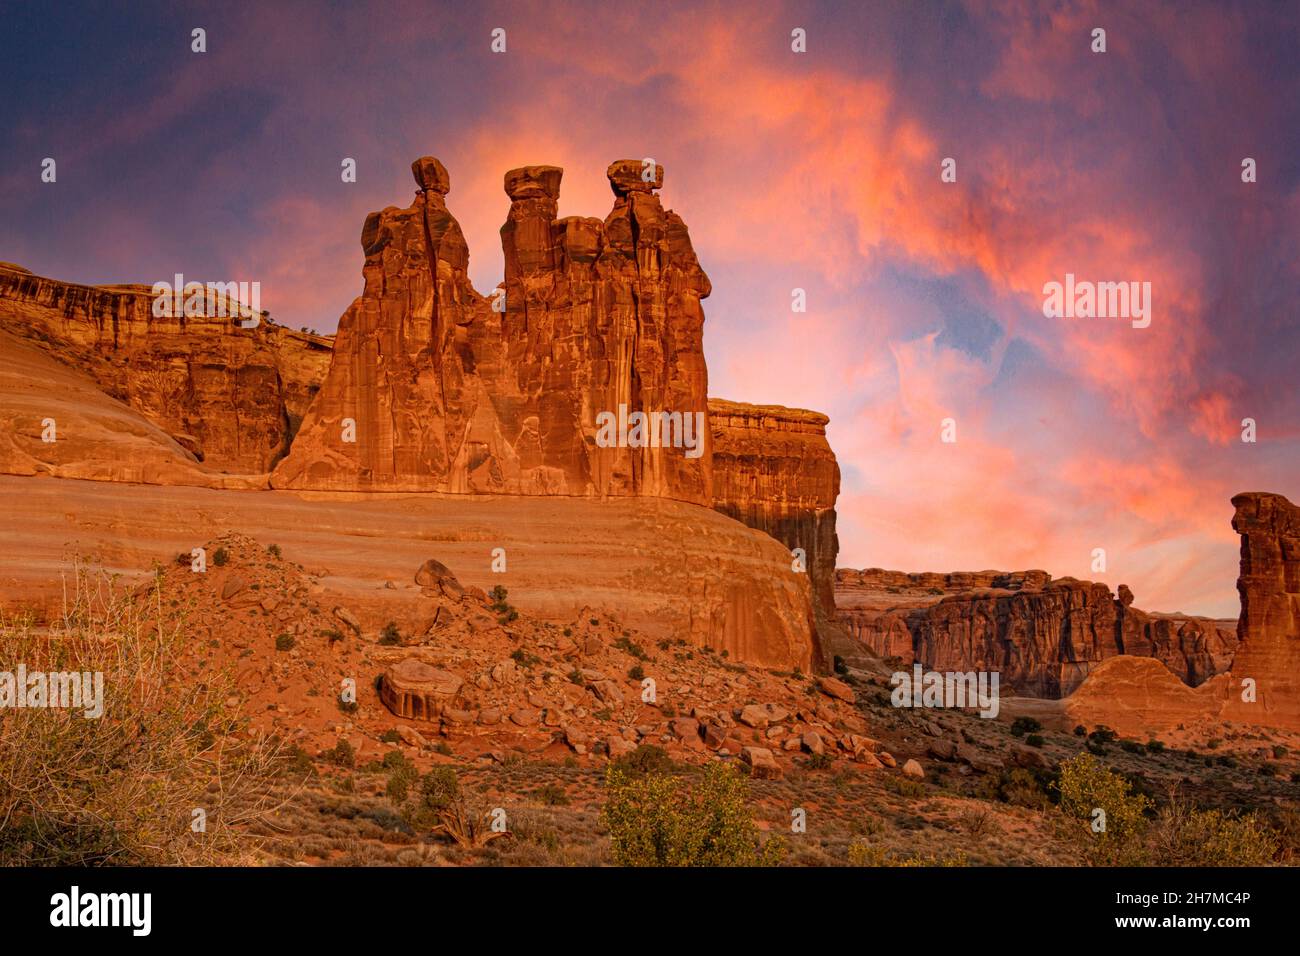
<box><xmin>2</xmin><ymin>0</ymin><xmax>1297</xmax><ymax>618</ymax></box>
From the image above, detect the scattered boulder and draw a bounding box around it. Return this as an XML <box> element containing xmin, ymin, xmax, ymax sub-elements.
<box><xmin>415</xmin><ymin>558</ymin><xmax>465</xmax><ymax>599</ymax></box>
<box><xmin>741</xmin><ymin>746</ymin><xmax>783</xmax><ymax>780</ymax></box>
<box><xmin>901</xmin><ymin>758</ymin><xmax>925</xmax><ymax>779</ymax></box>
<box><xmin>818</xmin><ymin>676</ymin><xmax>856</xmax><ymax>703</ymax></box>
<box><xmin>378</xmin><ymin>659</ymin><xmax>464</xmax><ymax>721</ymax></box>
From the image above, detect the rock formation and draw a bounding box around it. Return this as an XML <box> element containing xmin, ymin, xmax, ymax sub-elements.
<box><xmin>271</xmin><ymin>158</ymin><xmax>713</xmax><ymax>501</ymax></box>
<box><xmin>1226</xmin><ymin>492</ymin><xmax>1300</xmax><ymax>728</ymax></box>
<box><xmin>710</xmin><ymin>399</ymin><xmax>840</xmax><ymax>618</ymax></box>
<box><xmin>0</xmin><ymin>263</ymin><xmax>331</xmax><ymax>473</ymax></box>
<box><xmin>835</xmin><ymin>568</ymin><xmax>1236</xmax><ymax>697</ymax></box>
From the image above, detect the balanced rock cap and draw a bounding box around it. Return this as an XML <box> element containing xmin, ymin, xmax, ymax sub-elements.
<box><xmin>607</xmin><ymin>159</ymin><xmax>664</xmax><ymax>196</ymax></box>
<box><xmin>411</xmin><ymin>156</ymin><xmax>451</xmax><ymax>195</ymax></box>
<box><xmin>504</xmin><ymin>165</ymin><xmax>563</xmax><ymax>201</ymax></box>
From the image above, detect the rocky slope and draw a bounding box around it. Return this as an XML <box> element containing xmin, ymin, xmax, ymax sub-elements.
<box><xmin>135</xmin><ymin>532</ymin><xmax>875</xmax><ymax>777</ymax></box>
<box><xmin>835</xmin><ymin>568</ymin><xmax>1237</xmax><ymax>697</ymax></box>
<box><xmin>0</xmin><ymin>263</ymin><xmax>331</xmax><ymax>473</ymax></box>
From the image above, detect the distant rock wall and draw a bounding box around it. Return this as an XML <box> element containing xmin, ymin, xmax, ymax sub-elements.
<box><xmin>835</xmin><ymin>568</ymin><xmax>1236</xmax><ymax>697</ymax></box>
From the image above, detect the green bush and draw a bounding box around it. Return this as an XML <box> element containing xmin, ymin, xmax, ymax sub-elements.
<box><xmin>610</xmin><ymin>744</ymin><xmax>673</xmax><ymax>777</ymax></box>
<box><xmin>378</xmin><ymin>622</ymin><xmax>401</xmax><ymax>646</ymax></box>
<box><xmin>212</xmin><ymin>547</ymin><xmax>229</xmax><ymax>567</ymax></box>
<box><xmin>1010</xmin><ymin>717</ymin><xmax>1042</xmax><ymax>737</ymax></box>
<box><xmin>324</xmin><ymin>739</ymin><xmax>355</xmax><ymax>769</ymax></box>
<box><xmin>1025</xmin><ymin>733</ymin><xmax>1045</xmax><ymax>748</ymax></box>
<box><xmin>601</xmin><ymin>762</ymin><xmax>784</xmax><ymax>866</ymax></box>
<box><xmin>274</xmin><ymin>633</ymin><xmax>295</xmax><ymax>652</ymax></box>
<box><xmin>1054</xmin><ymin>753</ymin><xmax>1151</xmax><ymax>865</ymax></box>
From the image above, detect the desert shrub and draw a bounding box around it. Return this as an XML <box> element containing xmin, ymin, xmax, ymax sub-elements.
<box><xmin>883</xmin><ymin>775</ymin><xmax>926</xmax><ymax>799</ymax></box>
<box><xmin>1010</xmin><ymin>717</ymin><xmax>1042</xmax><ymax>737</ymax></box>
<box><xmin>379</xmin><ymin>729</ymin><xmax>400</xmax><ymax>744</ymax></box>
<box><xmin>510</xmin><ymin>648</ymin><xmax>540</xmax><ymax>668</ymax></box>
<box><xmin>393</xmin><ymin>767</ymin><xmax>507</xmax><ymax>848</ymax></box>
<box><xmin>378</xmin><ymin>621</ymin><xmax>401</xmax><ymax>645</ymax></box>
<box><xmin>627</xmin><ymin>663</ymin><xmax>645</xmax><ymax>681</ymax></box>
<box><xmin>805</xmin><ymin>752</ymin><xmax>833</xmax><ymax>771</ymax></box>
<box><xmin>212</xmin><ymin>547</ymin><xmax>229</xmax><ymax>566</ymax></box>
<box><xmin>1271</xmin><ymin>744</ymin><xmax>1288</xmax><ymax>759</ymax></box>
<box><xmin>385</xmin><ymin>755</ymin><xmax>419</xmax><ymax>804</ymax></box>
<box><xmin>1025</xmin><ymin>733</ymin><xmax>1045</xmax><ymax>748</ymax></box>
<box><xmin>833</xmin><ymin>655</ymin><xmax>848</xmax><ymax>675</ymax></box>
<box><xmin>1147</xmin><ymin>794</ymin><xmax>1278</xmax><ymax>866</ymax></box>
<box><xmin>1145</xmin><ymin>739</ymin><xmax>1165</xmax><ymax>754</ymax></box>
<box><xmin>1121</xmin><ymin>740</ymin><xmax>1143</xmax><ymax>754</ymax></box>
<box><xmin>847</xmin><ymin>839</ymin><xmax>967</xmax><ymax>867</ymax></box>
<box><xmin>611</xmin><ymin>744</ymin><xmax>674</xmax><ymax>777</ymax></box>
<box><xmin>267</xmin><ymin>544</ymin><xmax>282</xmax><ymax>559</ymax></box>
<box><xmin>532</xmin><ymin>782</ymin><xmax>570</xmax><ymax>807</ymax></box>
<box><xmin>275</xmin><ymin>632</ymin><xmax>295</xmax><ymax>652</ymax></box>
<box><xmin>325</xmin><ymin>739</ymin><xmax>355</xmax><ymax>768</ymax></box>
<box><xmin>0</xmin><ymin>569</ymin><xmax>279</xmax><ymax>865</ymax></box>
<box><xmin>1054</xmin><ymin>753</ymin><xmax>1151</xmax><ymax>865</ymax></box>
<box><xmin>601</xmin><ymin>762</ymin><xmax>784</xmax><ymax>866</ymax></box>
<box><xmin>1074</xmin><ymin>725</ymin><xmax>1087</xmax><ymax>736</ymax></box>
<box><xmin>614</xmin><ymin>635</ymin><xmax>648</xmax><ymax>660</ymax></box>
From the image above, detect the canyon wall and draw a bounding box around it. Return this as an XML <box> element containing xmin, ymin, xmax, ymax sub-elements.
<box><xmin>835</xmin><ymin>568</ymin><xmax>1236</xmax><ymax>697</ymax></box>
<box><xmin>0</xmin><ymin>263</ymin><xmax>331</xmax><ymax>473</ymax></box>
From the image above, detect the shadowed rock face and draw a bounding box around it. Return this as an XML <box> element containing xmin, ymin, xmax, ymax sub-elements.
<box><xmin>710</xmin><ymin>399</ymin><xmax>840</xmax><ymax>618</ymax></box>
<box><xmin>1228</xmin><ymin>492</ymin><xmax>1300</xmax><ymax>727</ymax></box>
<box><xmin>271</xmin><ymin>157</ymin><xmax>713</xmax><ymax>500</ymax></box>
<box><xmin>835</xmin><ymin>568</ymin><xmax>1236</xmax><ymax>697</ymax></box>
<box><xmin>0</xmin><ymin>264</ymin><xmax>331</xmax><ymax>473</ymax></box>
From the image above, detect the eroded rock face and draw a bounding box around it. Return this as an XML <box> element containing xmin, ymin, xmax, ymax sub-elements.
<box><xmin>710</xmin><ymin>399</ymin><xmax>840</xmax><ymax>618</ymax></box>
<box><xmin>271</xmin><ymin>157</ymin><xmax>713</xmax><ymax>500</ymax></box>
<box><xmin>835</xmin><ymin>568</ymin><xmax>1236</xmax><ymax>697</ymax></box>
<box><xmin>1227</xmin><ymin>492</ymin><xmax>1300</xmax><ymax>728</ymax></box>
<box><xmin>0</xmin><ymin>264</ymin><xmax>331</xmax><ymax>473</ymax></box>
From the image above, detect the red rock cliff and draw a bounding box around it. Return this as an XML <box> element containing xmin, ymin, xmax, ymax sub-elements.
<box><xmin>1227</xmin><ymin>492</ymin><xmax>1300</xmax><ymax>728</ymax></box>
<box><xmin>709</xmin><ymin>399</ymin><xmax>840</xmax><ymax>618</ymax></box>
<box><xmin>0</xmin><ymin>263</ymin><xmax>331</xmax><ymax>473</ymax></box>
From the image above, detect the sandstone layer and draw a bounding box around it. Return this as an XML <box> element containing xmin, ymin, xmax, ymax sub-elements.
<box><xmin>0</xmin><ymin>474</ymin><xmax>815</xmax><ymax>671</ymax></box>
<box><xmin>835</xmin><ymin>568</ymin><xmax>1237</xmax><ymax>697</ymax></box>
<box><xmin>0</xmin><ymin>263</ymin><xmax>331</xmax><ymax>473</ymax></box>
<box><xmin>271</xmin><ymin>158</ymin><xmax>713</xmax><ymax>501</ymax></box>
